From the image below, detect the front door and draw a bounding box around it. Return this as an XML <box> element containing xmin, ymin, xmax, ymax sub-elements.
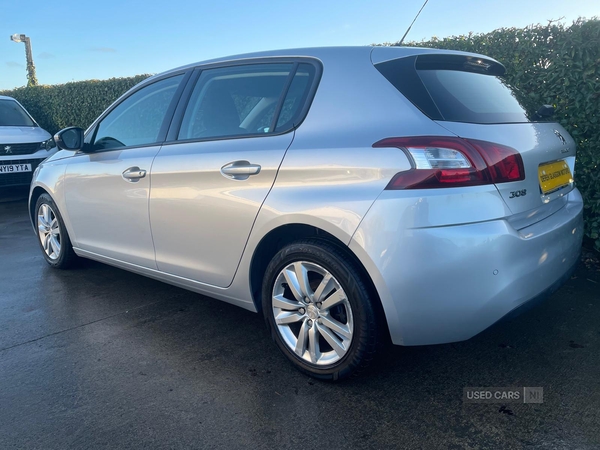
<box><xmin>64</xmin><ymin>74</ymin><xmax>186</xmax><ymax>268</ymax></box>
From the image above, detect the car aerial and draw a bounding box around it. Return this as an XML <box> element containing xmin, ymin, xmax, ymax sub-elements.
<box><xmin>29</xmin><ymin>47</ymin><xmax>583</xmax><ymax>380</ymax></box>
<box><xmin>0</xmin><ymin>95</ymin><xmax>56</xmax><ymax>188</ymax></box>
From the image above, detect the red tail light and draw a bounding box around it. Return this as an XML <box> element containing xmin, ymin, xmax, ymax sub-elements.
<box><xmin>374</xmin><ymin>136</ymin><xmax>524</xmax><ymax>190</ymax></box>
<box><xmin>467</xmin><ymin>139</ymin><xmax>525</xmax><ymax>184</ymax></box>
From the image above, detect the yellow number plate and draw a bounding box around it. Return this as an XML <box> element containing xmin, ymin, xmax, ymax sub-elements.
<box><xmin>538</xmin><ymin>160</ymin><xmax>573</xmax><ymax>195</ymax></box>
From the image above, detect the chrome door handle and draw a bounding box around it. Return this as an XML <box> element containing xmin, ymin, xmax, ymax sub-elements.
<box><xmin>221</xmin><ymin>161</ymin><xmax>261</xmax><ymax>180</ymax></box>
<box><xmin>122</xmin><ymin>167</ymin><xmax>147</xmax><ymax>182</ymax></box>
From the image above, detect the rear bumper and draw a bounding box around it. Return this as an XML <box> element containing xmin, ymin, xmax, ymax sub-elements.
<box><xmin>350</xmin><ymin>189</ymin><xmax>584</xmax><ymax>345</ymax></box>
<box><xmin>495</xmin><ymin>255</ymin><xmax>578</xmax><ymax>324</ymax></box>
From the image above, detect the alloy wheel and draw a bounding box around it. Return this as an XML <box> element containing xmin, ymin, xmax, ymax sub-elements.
<box><xmin>272</xmin><ymin>261</ymin><xmax>354</xmax><ymax>366</ymax></box>
<box><xmin>37</xmin><ymin>203</ymin><xmax>61</xmax><ymax>260</ymax></box>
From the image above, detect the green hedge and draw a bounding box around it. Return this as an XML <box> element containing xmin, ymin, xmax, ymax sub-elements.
<box><xmin>0</xmin><ymin>75</ymin><xmax>151</xmax><ymax>135</ymax></box>
<box><xmin>389</xmin><ymin>18</ymin><xmax>600</xmax><ymax>251</ymax></box>
<box><xmin>1</xmin><ymin>19</ymin><xmax>598</xmax><ymax>250</ymax></box>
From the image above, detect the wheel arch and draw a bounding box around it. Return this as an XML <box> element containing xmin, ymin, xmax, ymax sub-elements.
<box><xmin>249</xmin><ymin>223</ymin><xmax>391</xmax><ymax>343</ymax></box>
<box><xmin>29</xmin><ymin>186</ymin><xmax>50</xmax><ymax>228</ymax></box>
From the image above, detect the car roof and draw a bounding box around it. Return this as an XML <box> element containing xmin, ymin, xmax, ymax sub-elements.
<box><xmin>148</xmin><ymin>46</ymin><xmax>502</xmax><ymax>82</ymax></box>
<box><xmin>0</xmin><ymin>95</ymin><xmax>18</xmax><ymax>101</ymax></box>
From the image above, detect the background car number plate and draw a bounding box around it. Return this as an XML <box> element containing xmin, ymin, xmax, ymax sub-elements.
<box><xmin>0</xmin><ymin>164</ymin><xmax>32</xmax><ymax>174</ymax></box>
<box><xmin>538</xmin><ymin>160</ymin><xmax>572</xmax><ymax>194</ymax></box>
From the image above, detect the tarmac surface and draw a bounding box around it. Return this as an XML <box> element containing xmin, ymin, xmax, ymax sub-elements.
<box><xmin>1</xmin><ymin>186</ymin><xmax>599</xmax><ymax>449</ymax></box>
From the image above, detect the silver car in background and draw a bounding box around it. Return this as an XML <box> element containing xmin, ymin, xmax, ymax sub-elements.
<box><xmin>0</xmin><ymin>95</ymin><xmax>56</xmax><ymax>187</ymax></box>
<box><xmin>29</xmin><ymin>47</ymin><xmax>583</xmax><ymax>380</ymax></box>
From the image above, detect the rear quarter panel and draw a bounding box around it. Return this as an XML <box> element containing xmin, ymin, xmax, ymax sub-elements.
<box><xmin>251</xmin><ymin>47</ymin><xmax>461</xmax><ymax>244</ymax></box>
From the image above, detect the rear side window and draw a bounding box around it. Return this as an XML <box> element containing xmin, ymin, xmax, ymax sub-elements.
<box><xmin>177</xmin><ymin>61</ymin><xmax>319</xmax><ymax>141</ymax></box>
<box><xmin>0</xmin><ymin>99</ymin><xmax>35</xmax><ymax>127</ymax></box>
<box><xmin>275</xmin><ymin>63</ymin><xmax>316</xmax><ymax>131</ymax></box>
<box><xmin>376</xmin><ymin>55</ymin><xmax>541</xmax><ymax>124</ymax></box>
<box><xmin>178</xmin><ymin>64</ymin><xmax>294</xmax><ymax>141</ymax></box>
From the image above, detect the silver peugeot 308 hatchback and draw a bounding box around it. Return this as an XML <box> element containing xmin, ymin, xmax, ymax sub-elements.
<box><xmin>30</xmin><ymin>47</ymin><xmax>583</xmax><ymax>380</ymax></box>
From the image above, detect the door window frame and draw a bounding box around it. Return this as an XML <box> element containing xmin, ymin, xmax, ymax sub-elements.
<box><xmin>164</xmin><ymin>57</ymin><xmax>322</xmax><ymax>145</ymax></box>
<box><xmin>82</xmin><ymin>70</ymin><xmax>193</xmax><ymax>153</ymax></box>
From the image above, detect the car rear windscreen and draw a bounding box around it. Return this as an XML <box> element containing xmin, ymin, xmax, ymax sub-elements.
<box><xmin>375</xmin><ymin>54</ymin><xmax>543</xmax><ymax>124</ymax></box>
<box><xmin>0</xmin><ymin>99</ymin><xmax>36</xmax><ymax>127</ymax></box>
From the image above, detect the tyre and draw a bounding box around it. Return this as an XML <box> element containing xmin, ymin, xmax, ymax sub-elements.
<box><xmin>35</xmin><ymin>193</ymin><xmax>78</xmax><ymax>269</ymax></box>
<box><xmin>262</xmin><ymin>239</ymin><xmax>379</xmax><ymax>380</ymax></box>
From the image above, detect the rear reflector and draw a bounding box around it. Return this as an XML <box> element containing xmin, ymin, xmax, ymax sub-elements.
<box><xmin>374</xmin><ymin>136</ymin><xmax>524</xmax><ymax>189</ymax></box>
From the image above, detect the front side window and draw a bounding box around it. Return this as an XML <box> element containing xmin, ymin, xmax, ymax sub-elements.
<box><xmin>92</xmin><ymin>75</ymin><xmax>183</xmax><ymax>150</ymax></box>
<box><xmin>0</xmin><ymin>99</ymin><xmax>35</xmax><ymax>127</ymax></box>
<box><xmin>178</xmin><ymin>64</ymin><xmax>295</xmax><ymax>141</ymax></box>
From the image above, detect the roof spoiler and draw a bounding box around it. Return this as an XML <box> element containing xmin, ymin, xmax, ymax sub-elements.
<box><xmin>415</xmin><ymin>54</ymin><xmax>505</xmax><ymax>76</ymax></box>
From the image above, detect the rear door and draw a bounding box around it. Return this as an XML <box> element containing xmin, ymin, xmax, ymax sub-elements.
<box><xmin>149</xmin><ymin>61</ymin><xmax>318</xmax><ymax>287</ymax></box>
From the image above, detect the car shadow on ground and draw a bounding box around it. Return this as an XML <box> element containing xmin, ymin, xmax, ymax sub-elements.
<box><xmin>2</xmin><ymin>186</ymin><xmax>599</xmax><ymax>448</ymax></box>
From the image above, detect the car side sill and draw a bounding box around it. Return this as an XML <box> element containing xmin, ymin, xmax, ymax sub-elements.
<box><xmin>73</xmin><ymin>248</ymin><xmax>257</xmax><ymax>312</ymax></box>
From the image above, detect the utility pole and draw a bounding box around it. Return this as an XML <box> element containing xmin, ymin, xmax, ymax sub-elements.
<box><xmin>10</xmin><ymin>34</ymin><xmax>38</xmax><ymax>87</ymax></box>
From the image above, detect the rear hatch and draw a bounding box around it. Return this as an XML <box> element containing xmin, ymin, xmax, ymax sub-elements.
<box><xmin>373</xmin><ymin>51</ymin><xmax>576</xmax><ymax>226</ymax></box>
<box><xmin>436</xmin><ymin>121</ymin><xmax>575</xmax><ymax>218</ymax></box>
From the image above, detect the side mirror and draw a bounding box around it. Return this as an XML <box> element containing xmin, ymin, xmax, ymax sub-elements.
<box><xmin>536</xmin><ymin>104</ymin><xmax>555</xmax><ymax>118</ymax></box>
<box><xmin>54</xmin><ymin>127</ymin><xmax>85</xmax><ymax>151</ymax></box>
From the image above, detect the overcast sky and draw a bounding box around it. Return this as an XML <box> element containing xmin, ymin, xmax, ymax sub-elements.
<box><xmin>1</xmin><ymin>0</ymin><xmax>598</xmax><ymax>90</ymax></box>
